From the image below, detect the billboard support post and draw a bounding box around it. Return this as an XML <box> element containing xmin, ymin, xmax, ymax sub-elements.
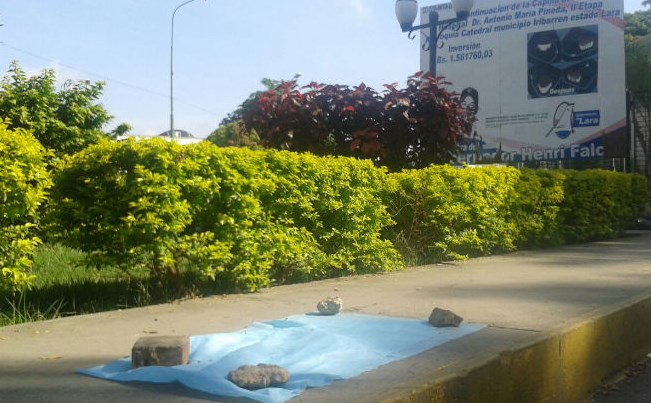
<box><xmin>428</xmin><ymin>11</ymin><xmax>439</xmax><ymax>75</ymax></box>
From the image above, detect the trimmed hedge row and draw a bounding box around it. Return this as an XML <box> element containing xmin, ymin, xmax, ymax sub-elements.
<box><xmin>384</xmin><ymin>166</ymin><xmax>647</xmax><ymax>262</ymax></box>
<box><xmin>560</xmin><ymin>169</ymin><xmax>648</xmax><ymax>242</ymax></box>
<box><xmin>5</xmin><ymin>138</ymin><xmax>647</xmax><ymax>293</ymax></box>
<box><xmin>46</xmin><ymin>139</ymin><xmax>401</xmax><ymax>292</ymax></box>
<box><xmin>384</xmin><ymin>165</ymin><xmax>522</xmax><ymax>262</ymax></box>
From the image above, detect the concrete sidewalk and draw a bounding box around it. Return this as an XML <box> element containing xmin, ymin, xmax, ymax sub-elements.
<box><xmin>3</xmin><ymin>232</ymin><xmax>651</xmax><ymax>402</ymax></box>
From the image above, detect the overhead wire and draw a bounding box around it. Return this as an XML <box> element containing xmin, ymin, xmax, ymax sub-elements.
<box><xmin>0</xmin><ymin>41</ymin><xmax>220</xmax><ymax>116</ymax></box>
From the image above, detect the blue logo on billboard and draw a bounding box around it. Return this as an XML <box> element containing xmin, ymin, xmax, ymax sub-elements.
<box><xmin>573</xmin><ymin>110</ymin><xmax>600</xmax><ymax>128</ymax></box>
<box><xmin>546</xmin><ymin>103</ymin><xmax>601</xmax><ymax>139</ymax></box>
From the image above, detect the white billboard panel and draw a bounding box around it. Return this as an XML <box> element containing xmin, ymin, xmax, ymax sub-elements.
<box><xmin>421</xmin><ymin>0</ymin><xmax>626</xmax><ymax>163</ymax></box>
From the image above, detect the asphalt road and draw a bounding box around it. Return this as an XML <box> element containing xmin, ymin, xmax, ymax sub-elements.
<box><xmin>588</xmin><ymin>355</ymin><xmax>651</xmax><ymax>403</ymax></box>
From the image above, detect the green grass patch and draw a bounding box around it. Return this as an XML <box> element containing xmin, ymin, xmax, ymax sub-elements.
<box><xmin>0</xmin><ymin>292</ymin><xmax>65</xmax><ymax>327</ymax></box>
<box><xmin>0</xmin><ymin>244</ymin><xmax>228</xmax><ymax>326</ymax></box>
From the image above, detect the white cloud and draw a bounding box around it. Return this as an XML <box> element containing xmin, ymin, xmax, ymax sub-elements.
<box><xmin>346</xmin><ymin>0</ymin><xmax>373</xmax><ymax>18</ymax></box>
<box><xmin>23</xmin><ymin>60</ymin><xmax>90</xmax><ymax>86</ymax></box>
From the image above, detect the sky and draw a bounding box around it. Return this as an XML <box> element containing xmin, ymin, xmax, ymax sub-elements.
<box><xmin>0</xmin><ymin>0</ymin><xmax>647</xmax><ymax>138</ymax></box>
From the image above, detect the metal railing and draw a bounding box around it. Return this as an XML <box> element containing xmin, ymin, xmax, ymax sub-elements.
<box><xmin>631</xmin><ymin>91</ymin><xmax>651</xmax><ymax>185</ymax></box>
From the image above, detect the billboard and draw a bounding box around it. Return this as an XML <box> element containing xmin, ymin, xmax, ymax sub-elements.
<box><xmin>421</xmin><ymin>0</ymin><xmax>626</xmax><ymax>163</ymax></box>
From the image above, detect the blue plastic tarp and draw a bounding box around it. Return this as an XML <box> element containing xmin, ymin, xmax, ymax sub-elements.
<box><xmin>79</xmin><ymin>313</ymin><xmax>484</xmax><ymax>403</ymax></box>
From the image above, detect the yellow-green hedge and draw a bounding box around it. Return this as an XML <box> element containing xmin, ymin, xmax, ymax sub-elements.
<box><xmin>43</xmin><ymin>139</ymin><xmax>648</xmax><ymax>290</ymax></box>
<box><xmin>47</xmin><ymin>139</ymin><xmax>402</xmax><ymax>292</ymax></box>
<box><xmin>383</xmin><ymin>166</ymin><xmax>647</xmax><ymax>262</ymax></box>
<box><xmin>0</xmin><ymin>122</ymin><xmax>51</xmax><ymax>292</ymax></box>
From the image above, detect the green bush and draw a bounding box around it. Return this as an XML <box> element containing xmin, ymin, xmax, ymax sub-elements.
<box><xmin>0</xmin><ymin>121</ymin><xmax>52</xmax><ymax>292</ymax></box>
<box><xmin>46</xmin><ymin>139</ymin><xmax>216</xmax><ymax>287</ymax></box>
<box><xmin>384</xmin><ymin>165</ymin><xmax>521</xmax><ymax>262</ymax></box>
<box><xmin>559</xmin><ymin>169</ymin><xmax>647</xmax><ymax>242</ymax></box>
<box><xmin>258</xmin><ymin>150</ymin><xmax>401</xmax><ymax>281</ymax></box>
<box><xmin>46</xmin><ymin>136</ymin><xmax>647</xmax><ymax>295</ymax></box>
<box><xmin>384</xmin><ymin>165</ymin><xmax>647</xmax><ymax>263</ymax></box>
<box><xmin>47</xmin><ymin>140</ymin><xmax>401</xmax><ymax>293</ymax></box>
<box><xmin>176</xmin><ymin>144</ymin><xmax>402</xmax><ymax>289</ymax></box>
<box><xmin>508</xmin><ymin>169</ymin><xmax>566</xmax><ymax>248</ymax></box>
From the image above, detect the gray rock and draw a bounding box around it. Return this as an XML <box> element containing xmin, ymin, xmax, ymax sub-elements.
<box><xmin>227</xmin><ymin>364</ymin><xmax>290</xmax><ymax>390</ymax></box>
<box><xmin>131</xmin><ymin>335</ymin><xmax>189</xmax><ymax>368</ymax></box>
<box><xmin>428</xmin><ymin>308</ymin><xmax>463</xmax><ymax>327</ymax></box>
<box><xmin>317</xmin><ymin>296</ymin><xmax>342</xmax><ymax>315</ymax></box>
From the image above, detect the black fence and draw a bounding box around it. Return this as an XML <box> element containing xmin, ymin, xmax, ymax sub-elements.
<box><xmin>630</xmin><ymin>91</ymin><xmax>651</xmax><ymax>188</ymax></box>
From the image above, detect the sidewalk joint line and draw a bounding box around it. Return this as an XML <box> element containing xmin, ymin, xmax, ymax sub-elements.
<box><xmin>488</xmin><ymin>325</ymin><xmax>542</xmax><ymax>333</ymax></box>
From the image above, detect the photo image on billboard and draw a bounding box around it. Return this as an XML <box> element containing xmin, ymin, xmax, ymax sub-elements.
<box><xmin>527</xmin><ymin>25</ymin><xmax>598</xmax><ymax>99</ymax></box>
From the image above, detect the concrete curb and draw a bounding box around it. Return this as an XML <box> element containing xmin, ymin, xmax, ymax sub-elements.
<box><xmin>379</xmin><ymin>290</ymin><xmax>651</xmax><ymax>403</ymax></box>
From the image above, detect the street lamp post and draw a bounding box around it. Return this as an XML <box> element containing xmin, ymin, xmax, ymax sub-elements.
<box><xmin>170</xmin><ymin>0</ymin><xmax>202</xmax><ymax>139</ymax></box>
<box><xmin>395</xmin><ymin>0</ymin><xmax>474</xmax><ymax>76</ymax></box>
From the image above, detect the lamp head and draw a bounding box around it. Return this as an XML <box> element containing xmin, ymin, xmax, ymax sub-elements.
<box><xmin>452</xmin><ymin>0</ymin><xmax>474</xmax><ymax>19</ymax></box>
<box><xmin>395</xmin><ymin>0</ymin><xmax>418</xmax><ymax>32</ymax></box>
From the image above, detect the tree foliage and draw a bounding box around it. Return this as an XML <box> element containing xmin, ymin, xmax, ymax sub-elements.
<box><xmin>0</xmin><ymin>121</ymin><xmax>52</xmax><ymax>293</ymax></box>
<box><xmin>625</xmin><ymin>8</ymin><xmax>651</xmax><ymax>43</ymax></box>
<box><xmin>626</xmin><ymin>42</ymin><xmax>651</xmax><ymax>92</ymax></box>
<box><xmin>0</xmin><ymin>61</ymin><xmax>112</xmax><ymax>157</ymax></box>
<box><xmin>110</xmin><ymin>123</ymin><xmax>133</xmax><ymax>139</ymax></box>
<box><xmin>206</xmin><ymin>120</ymin><xmax>261</xmax><ymax>148</ymax></box>
<box><xmin>237</xmin><ymin>72</ymin><xmax>475</xmax><ymax>171</ymax></box>
<box><xmin>624</xmin><ymin>6</ymin><xmax>651</xmax><ymax>92</ymax></box>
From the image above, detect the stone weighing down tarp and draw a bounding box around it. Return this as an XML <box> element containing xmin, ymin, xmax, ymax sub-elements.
<box><xmin>79</xmin><ymin>313</ymin><xmax>484</xmax><ymax>403</ymax></box>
